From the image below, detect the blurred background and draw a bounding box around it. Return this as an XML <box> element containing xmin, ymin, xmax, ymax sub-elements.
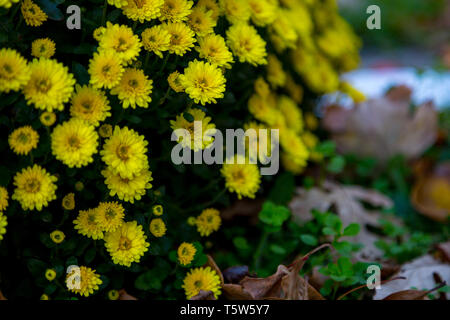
<box><xmin>337</xmin><ymin>0</ymin><xmax>450</xmax><ymax>109</ymax></box>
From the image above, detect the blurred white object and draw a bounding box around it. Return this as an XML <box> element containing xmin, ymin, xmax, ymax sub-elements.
<box><xmin>342</xmin><ymin>68</ymin><xmax>450</xmax><ymax>109</ymax></box>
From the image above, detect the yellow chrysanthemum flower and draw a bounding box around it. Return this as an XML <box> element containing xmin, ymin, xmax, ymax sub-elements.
<box><xmin>51</xmin><ymin>118</ymin><xmax>99</xmax><ymax>168</ymax></box>
<box><xmin>167</xmin><ymin>71</ymin><xmax>184</xmax><ymax>92</ymax></box>
<box><xmin>31</xmin><ymin>38</ymin><xmax>56</xmax><ymax>59</ymax></box>
<box><xmin>70</xmin><ymin>85</ymin><xmax>111</xmax><ymax>126</ymax></box>
<box><xmin>0</xmin><ymin>0</ymin><xmax>19</xmax><ymax>9</ymax></box>
<box><xmin>284</xmin><ymin>74</ymin><xmax>303</xmax><ymax>104</ymax></box>
<box><xmin>0</xmin><ymin>187</ymin><xmax>8</xmax><ymax>211</ymax></box>
<box><xmin>267</xmin><ymin>54</ymin><xmax>286</xmax><ymax>88</ymax></box>
<box><xmin>111</xmin><ymin>68</ymin><xmax>153</xmax><ymax>109</ymax></box>
<box><xmin>99</xmin><ymin>124</ymin><xmax>113</xmax><ymax>138</ymax></box>
<box><xmin>62</xmin><ymin>193</ymin><xmax>75</xmax><ymax>210</ymax></box>
<box><xmin>50</xmin><ymin>230</ymin><xmax>65</xmax><ymax>244</ymax></box>
<box><xmin>219</xmin><ymin>0</ymin><xmax>250</xmax><ymax>24</ymax></box>
<box><xmin>122</xmin><ymin>0</ymin><xmax>164</xmax><ymax>22</ymax></box>
<box><xmin>248</xmin><ymin>93</ymin><xmax>285</xmax><ymax>127</ymax></box>
<box><xmin>226</xmin><ymin>23</ymin><xmax>267</xmax><ymax>66</ymax></box>
<box><xmin>197</xmin><ymin>0</ymin><xmax>220</xmax><ymax>21</ymax></box>
<box><xmin>107</xmin><ymin>0</ymin><xmax>128</xmax><ymax>8</ymax></box>
<box><xmin>93</xmin><ymin>27</ymin><xmax>106</xmax><ymax>41</ymax></box>
<box><xmin>66</xmin><ymin>266</ymin><xmax>102</xmax><ymax>297</ymax></box>
<box><xmin>102</xmin><ymin>166</ymin><xmax>153</xmax><ymax>203</ymax></box>
<box><xmin>177</xmin><ymin>242</ymin><xmax>196</xmax><ymax>265</ymax></box>
<box><xmin>96</xmin><ymin>201</ymin><xmax>125</xmax><ymax>233</ymax></box>
<box><xmin>188</xmin><ymin>6</ymin><xmax>216</xmax><ymax>36</ymax></box>
<box><xmin>21</xmin><ymin>0</ymin><xmax>47</xmax><ymax>27</ymax></box>
<box><xmin>40</xmin><ymin>111</ymin><xmax>57</xmax><ymax>126</ymax></box>
<box><xmin>253</xmin><ymin>77</ymin><xmax>270</xmax><ymax>98</ymax></box>
<box><xmin>279</xmin><ymin>128</ymin><xmax>309</xmax><ymax>168</ymax></box>
<box><xmin>141</xmin><ymin>25</ymin><xmax>171</xmax><ymax>58</ymax></box>
<box><xmin>160</xmin><ymin>0</ymin><xmax>193</xmax><ymax>22</ymax></box>
<box><xmin>152</xmin><ymin>204</ymin><xmax>163</xmax><ymax>216</ymax></box>
<box><xmin>149</xmin><ymin>218</ymin><xmax>166</xmax><ymax>237</ymax></box>
<box><xmin>170</xmin><ymin>107</ymin><xmax>216</xmax><ymax>151</ymax></box>
<box><xmin>305</xmin><ymin>112</ymin><xmax>319</xmax><ymax>131</ymax></box>
<box><xmin>0</xmin><ymin>48</ymin><xmax>30</xmax><ymax>93</ymax></box>
<box><xmin>8</xmin><ymin>126</ymin><xmax>39</xmax><ymax>156</ymax></box>
<box><xmin>89</xmin><ymin>50</ymin><xmax>124</xmax><ymax>89</ymax></box>
<box><xmin>182</xmin><ymin>267</ymin><xmax>221</xmax><ymax>299</ymax></box>
<box><xmin>278</xmin><ymin>95</ymin><xmax>303</xmax><ymax>133</ymax></box>
<box><xmin>195</xmin><ymin>34</ymin><xmax>233</xmax><ymax>69</ymax></box>
<box><xmin>104</xmin><ymin>221</ymin><xmax>150</xmax><ymax>267</ymax></box>
<box><xmin>99</xmin><ymin>22</ymin><xmax>142</xmax><ymax>64</ymax></box>
<box><xmin>243</xmin><ymin>121</ymin><xmax>276</xmax><ymax>163</ymax></box>
<box><xmin>45</xmin><ymin>269</ymin><xmax>56</xmax><ymax>281</ymax></box>
<box><xmin>73</xmin><ymin>208</ymin><xmax>104</xmax><ymax>240</ymax></box>
<box><xmin>75</xmin><ymin>181</ymin><xmax>84</xmax><ymax>192</ymax></box>
<box><xmin>100</xmin><ymin>126</ymin><xmax>149</xmax><ymax>179</ymax></box>
<box><xmin>12</xmin><ymin>165</ymin><xmax>58</xmax><ymax>211</ymax></box>
<box><xmin>40</xmin><ymin>294</ymin><xmax>49</xmax><ymax>300</ymax></box>
<box><xmin>108</xmin><ymin>289</ymin><xmax>119</xmax><ymax>300</ymax></box>
<box><xmin>302</xmin><ymin>131</ymin><xmax>322</xmax><ymax>162</ymax></box>
<box><xmin>247</xmin><ymin>0</ymin><xmax>277</xmax><ymax>27</ymax></box>
<box><xmin>195</xmin><ymin>208</ymin><xmax>221</xmax><ymax>237</ymax></box>
<box><xmin>164</xmin><ymin>22</ymin><xmax>196</xmax><ymax>56</ymax></box>
<box><xmin>23</xmin><ymin>58</ymin><xmax>75</xmax><ymax>112</ymax></box>
<box><xmin>0</xmin><ymin>213</ymin><xmax>7</xmax><ymax>242</ymax></box>
<box><xmin>179</xmin><ymin>60</ymin><xmax>226</xmax><ymax>105</ymax></box>
<box><xmin>221</xmin><ymin>155</ymin><xmax>261</xmax><ymax>199</ymax></box>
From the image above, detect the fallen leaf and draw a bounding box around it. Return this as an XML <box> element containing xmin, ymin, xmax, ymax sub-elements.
<box><xmin>289</xmin><ymin>180</ymin><xmax>398</xmax><ymax>260</ymax></box>
<box><xmin>0</xmin><ymin>291</ymin><xmax>6</xmax><ymax>300</ymax></box>
<box><xmin>374</xmin><ymin>254</ymin><xmax>450</xmax><ymax>300</ymax></box>
<box><xmin>215</xmin><ymin>246</ymin><xmax>328</xmax><ymax>300</ymax></box>
<box><xmin>206</xmin><ymin>255</ymin><xmax>224</xmax><ymax>285</ymax></box>
<box><xmin>411</xmin><ymin>162</ymin><xmax>450</xmax><ymax>222</ymax></box>
<box><xmin>190</xmin><ymin>290</ymin><xmax>217</xmax><ymax>300</ymax></box>
<box><xmin>118</xmin><ymin>289</ymin><xmax>138</xmax><ymax>300</ymax></box>
<box><xmin>383</xmin><ymin>282</ymin><xmax>446</xmax><ymax>300</ymax></box>
<box><xmin>323</xmin><ymin>86</ymin><xmax>438</xmax><ymax>162</ymax></box>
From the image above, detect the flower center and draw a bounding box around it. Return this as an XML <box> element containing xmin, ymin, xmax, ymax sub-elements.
<box><xmin>18</xmin><ymin>133</ymin><xmax>30</xmax><ymax>144</ymax></box>
<box><xmin>116</xmin><ymin>144</ymin><xmax>130</xmax><ymax>160</ymax></box>
<box><xmin>118</xmin><ymin>237</ymin><xmax>132</xmax><ymax>250</ymax></box>
<box><xmin>68</xmin><ymin>135</ymin><xmax>81</xmax><ymax>149</ymax></box>
<box><xmin>35</xmin><ymin>78</ymin><xmax>52</xmax><ymax>93</ymax></box>
<box><xmin>25</xmin><ymin>178</ymin><xmax>41</xmax><ymax>193</ymax></box>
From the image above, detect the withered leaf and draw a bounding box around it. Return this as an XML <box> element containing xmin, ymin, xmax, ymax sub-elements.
<box><xmin>323</xmin><ymin>86</ymin><xmax>438</xmax><ymax>162</ymax></box>
<box><xmin>374</xmin><ymin>254</ymin><xmax>450</xmax><ymax>300</ymax></box>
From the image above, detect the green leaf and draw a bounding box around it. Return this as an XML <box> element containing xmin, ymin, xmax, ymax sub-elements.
<box><xmin>315</xmin><ymin>140</ymin><xmax>336</xmax><ymax>157</ymax></box>
<box><xmin>322</xmin><ymin>227</ymin><xmax>336</xmax><ymax>236</ymax></box>
<box><xmin>326</xmin><ymin>155</ymin><xmax>346</xmax><ymax>173</ymax></box>
<box><xmin>343</xmin><ymin>223</ymin><xmax>360</xmax><ymax>237</ymax></box>
<box><xmin>269</xmin><ymin>244</ymin><xmax>286</xmax><ymax>255</ymax></box>
<box><xmin>300</xmin><ymin>234</ymin><xmax>318</xmax><ymax>246</ymax></box>
<box><xmin>258</xmin><ymin>201</ymin><xmax>291</xmax><ymax>228</ymax></box>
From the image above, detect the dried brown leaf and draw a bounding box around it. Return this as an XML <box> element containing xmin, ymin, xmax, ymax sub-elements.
<box><xmin>323</xmin><ymin>87</ymin><xmax>438</xmax><ymax>162</ymax></box>
<box><xmin>374</xmin><ymin>254</ymin><xmax>450</xmax><ymax>300</ymax></box>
